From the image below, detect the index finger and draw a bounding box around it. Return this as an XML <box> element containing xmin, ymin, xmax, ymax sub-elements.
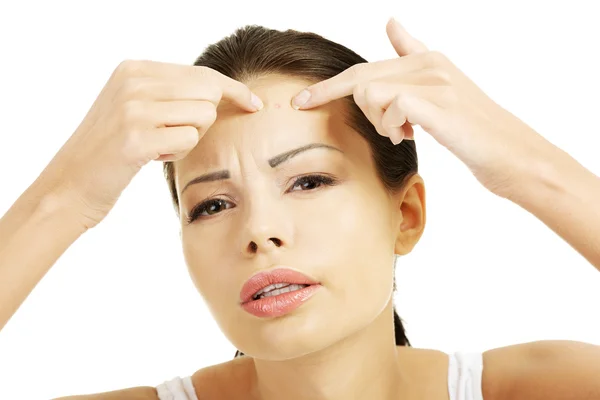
<box><xmin>114</xmin><ymin>60</ymin><xmax>263</xmax><ymax>112</ymax></box>
<box><xmin>207</xmin><ymin>68</ymin><xmax>264</xmax><ymax>112</ymax></box>
<box><xmin>291</xmin><ymin>54</ymin><xmax>429</xmax><ymax>110</ymax></box>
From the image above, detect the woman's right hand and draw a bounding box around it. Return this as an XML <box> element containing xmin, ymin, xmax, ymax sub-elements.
<box><xmin>37</xmin><ymin>60</ymin><xmax>263</xmax><ymax>230</ymax></box>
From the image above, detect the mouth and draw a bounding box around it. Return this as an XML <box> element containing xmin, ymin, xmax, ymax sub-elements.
<box><xmin>240</xmin><ymin>267</ymin><xmax>319</xmax><ymax>304</ymax></box>
<box><xmin>251</xmin><ymin>283</ymin><xmax>311</xmax><ymax>300</ymax></box>
<box><xmin>239</xmin><ymin>268</ymin><xmax>321</xmax><ymax>318</ymax></box>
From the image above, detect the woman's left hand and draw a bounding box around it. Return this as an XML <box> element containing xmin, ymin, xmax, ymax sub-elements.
<box><xmin>291</xmin><ymin>17</ymin><xmax>556</xmax><ymax>198</ymax></box>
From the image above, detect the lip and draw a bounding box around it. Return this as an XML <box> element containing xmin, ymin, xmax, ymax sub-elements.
<box><xmin>240</xmin><ymin>267</ymin><xmax>320</xmax><ymax>304</ymax></box>
<box><xmin>241</xmin><ymin>284</ymin><xmax>322</xmax><ymax>318</ymax></box>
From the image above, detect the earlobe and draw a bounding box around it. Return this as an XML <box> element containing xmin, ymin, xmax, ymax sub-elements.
<box><xmin>393</xmin><ymin>176</ymin><xmax>426</xmax><ymax>255</ymax></box>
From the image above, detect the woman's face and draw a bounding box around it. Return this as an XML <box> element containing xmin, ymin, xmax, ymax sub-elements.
<box><xmin>175</xmin><ymin>75</ymin><xmax>422</xmax><ymax>360</ymax></box>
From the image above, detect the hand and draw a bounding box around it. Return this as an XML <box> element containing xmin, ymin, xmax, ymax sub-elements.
<box><xmin>38</xmin><ymin>60</ymin><xmax>263</xmax><ymax>229</ymax></box>
<box><xmin>291</xmin><ymin>18</ymin><xmax>552</xmax><ymax>198</ymax></box>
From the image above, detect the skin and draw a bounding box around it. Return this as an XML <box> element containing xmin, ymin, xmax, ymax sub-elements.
<box><xmin>174</xmin><ymin>74</ymin><xmax>428</xmax><ymax>400</ymax></box>
<box><xmin>15</xmin><ymin>18</ymin><xmax>600</xmax><ymax>400</ymax></box>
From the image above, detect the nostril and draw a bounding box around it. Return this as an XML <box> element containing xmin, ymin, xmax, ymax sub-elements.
<box><xmin>247</xmin><ymin>238</ymin><xmax>282</xmax><ymax>253</ymax></box>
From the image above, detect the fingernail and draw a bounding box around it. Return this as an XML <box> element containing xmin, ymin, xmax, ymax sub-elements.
<box><xmin>251</xmin><ymin>93</ymin><xmax>264</xmax><ymax>111</ymax></box>
<box><xmin>388</xmin><ymin>127</ymin><xmax>404</xmax><ymax>145</ymax></box>
<box><xmin>292</xmin><ymin>89</ymin><xmax>311</xmax><ymax>110</ymax></box>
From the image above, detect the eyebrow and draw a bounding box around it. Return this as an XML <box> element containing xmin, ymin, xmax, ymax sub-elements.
<box><xmin>180</xmin><ymin>143</ymin><xmax>343</xmax><ymax>196</ymax></box>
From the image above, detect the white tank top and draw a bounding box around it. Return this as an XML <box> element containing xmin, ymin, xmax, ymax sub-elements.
<box><xmin>156</xmin><ymin>352</ymin><xmax>484</xmax><ymax>400</ymax></box>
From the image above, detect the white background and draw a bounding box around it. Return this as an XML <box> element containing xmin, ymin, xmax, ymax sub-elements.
<box><xmin>1</xmin><ymin>1</ymin><xmax>599</xmax><ymax>399</ymax></box>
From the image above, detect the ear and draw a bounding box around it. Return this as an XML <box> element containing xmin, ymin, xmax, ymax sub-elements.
<box><xmin>393</xmin><ymin>174</ymin><xmax>427</xmax><ymax>255</ymax></box>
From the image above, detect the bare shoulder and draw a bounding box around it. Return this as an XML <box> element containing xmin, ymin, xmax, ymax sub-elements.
<box><xmin>53</xmin><ymin>350</ymin><xmax>441</xmax><ymax>400</ymax></box>
<box><xmin>52</xmin><ymin>357</ymin><xmax>252</xmax><ymax>400</ymax></box>
<box><xmin>396</xmin><ymin>346</ymin><xmax>451</xmax><ymax>399</ymax></box>
<box><xmin>482</xmin><ymin>340</ymin><xmax>600</xmax><ymax>400</ymax></box>
<box><xmin>53</xmin><ymin>386</ymin><xmax>158</xmax><ymax>400</ymax></box>
<box><xmin>397</xmin><ymin>345</ymin><xmax>450</xmax><ymax>367</ymax></box>
<box><xmin>190</xmin><ymin>355</ymin><xmax>256</xmax><ymax>399</ymax></box>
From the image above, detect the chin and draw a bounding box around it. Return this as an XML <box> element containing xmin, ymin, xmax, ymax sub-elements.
<box><xmin>234</xmin><ymin>308</ymin><xmax>368</xmax><ymax>361</ymax></box>
<box><xmin>229</xmin><ymin>308</ymin><xmax>345</xmax><ymax>361</ymax></box>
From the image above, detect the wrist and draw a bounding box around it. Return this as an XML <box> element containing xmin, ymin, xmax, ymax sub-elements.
<box><xmin>35</xmin><ymin>190</ymin><xmax>91</xmax><ymax>236</ymax></box>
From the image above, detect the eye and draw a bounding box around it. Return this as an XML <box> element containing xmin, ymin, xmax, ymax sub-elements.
<box><xmin>287</xmin><ymin>174</ymin><xmax>338</xmax><ymax>193</ymax></box>
<box><xmin>187</xmin><ymin>198</ymin><xmax>234</xmax><ymax>224</ymax></box>
<box><xmin>186</xmin><ymin>174</ymin><xmax>338</xmax><ymax>224</ymax></box>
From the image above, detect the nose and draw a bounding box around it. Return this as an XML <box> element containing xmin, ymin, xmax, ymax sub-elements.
<box><xmin>240</xmin><ymin>197</ymin><xmax>292</xmax><ymax>257</ymax></box>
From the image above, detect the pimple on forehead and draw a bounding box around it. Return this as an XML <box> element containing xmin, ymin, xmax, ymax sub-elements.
<box><xmin>274</xmin><ymin>103</ymin><xmax>281</xmax><ymax>109</ymax></box>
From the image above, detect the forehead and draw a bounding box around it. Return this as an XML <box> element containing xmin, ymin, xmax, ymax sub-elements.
<box><xmin>175</xmin><ymin>74</ymin><xmax>358</xmax><ymax>178</ymax></box>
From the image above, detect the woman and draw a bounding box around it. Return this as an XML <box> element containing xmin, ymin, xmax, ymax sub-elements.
<box><xmin>1</xmin><ymin>18</ymin><xmax>599</xmax><ymax>400</ymax></box>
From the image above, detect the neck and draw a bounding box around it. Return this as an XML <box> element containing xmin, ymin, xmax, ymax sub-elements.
<box><xmin>251</xmin><ymin>300</ymin><xmax>409</xmax><ymax>400</ymax></box>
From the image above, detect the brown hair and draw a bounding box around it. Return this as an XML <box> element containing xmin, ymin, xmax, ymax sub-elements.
<box><xmin>163</xmin><ymin>25</ymin><xmax>417</xmax><ymax>356</ymax></box>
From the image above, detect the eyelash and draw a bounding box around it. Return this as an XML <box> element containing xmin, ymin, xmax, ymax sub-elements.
<box><xmin>186</xmin><ymin>174</ymin><xmax>339</xmax><ymax>224</ymax></box>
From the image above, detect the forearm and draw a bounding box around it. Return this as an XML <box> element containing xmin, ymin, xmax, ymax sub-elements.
<box><xmin>507</xmin><ymin>141</ymin><xmax>600</xmax><ymax>272</ymax></box>
<box><xmin>0</xmin><ymin>189</ymin><xmax>87</xmax><ymax>331</ymax></box>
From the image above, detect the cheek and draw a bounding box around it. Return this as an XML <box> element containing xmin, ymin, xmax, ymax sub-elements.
<box><xmin>182</xmin><ymin>235</ymin><xmax>236</xmax><ymax>310</ymax></box>
<box><xmin>298</xmin><ymin>184</ymin><xmax>396</xmax><ymax>285</ymax></box>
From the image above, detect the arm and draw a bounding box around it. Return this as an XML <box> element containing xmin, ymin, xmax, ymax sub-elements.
<box><xmin>0</xmin><ymin>187</ymin><xmax>161</xmax><ymax>400</ymax></box>
<box><xmin>481</xmin><ymin>138</ymin><xmax>600</xmax><ymax>400</ymax></box>
<box><xmin>506</xmin><ymin>141</ymin><xmax>600</xmax><ymax>272</ymax></box>
<box><xmin>0</xmin><ymin>184</ymin><xmax>87</xmax><ymax>332</ymax></box>
<box><xmin>1</xmin><ymin>197</ymin><xmax>160</xmax><ymax>400</ymax></box>
<box><xmin>483</xmin><ymin>340</ymin><xmax>600</xmax><ymax>400</ymax></box>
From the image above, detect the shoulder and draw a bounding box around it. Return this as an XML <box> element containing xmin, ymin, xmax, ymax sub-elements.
<box><xmin>482</xmin><ymin>340</ymin><xmax>600</xmax><ymax>400</ymax></box>
<box><xmin>52</xmin><ymin>357</ymin><xmax>254</xmax><ymax>400</ymax></box>
<box><xmin>397</xmin><ymin>346</ymin><xmax>451</xmax><ymax>376</ymax></box>
<box><xmin>189</xmin><ymin>355</ymin><xmax>256</xmax><ymax>399</ymax></box>
<box><xmin>52</xmin><ymin>386</ymin><xmax>158</xmax><ymax>399</ymax></box>
<box><xmin>397</xmin><ymin>346</ymin><xmax>452</xmax><ymax>399</ymax></box>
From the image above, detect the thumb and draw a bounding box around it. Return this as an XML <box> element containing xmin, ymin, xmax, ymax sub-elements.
<box><xmin>386</xmin><ymin>17</ymin><xmax>429</xmax><ymax>56</ymax></box>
